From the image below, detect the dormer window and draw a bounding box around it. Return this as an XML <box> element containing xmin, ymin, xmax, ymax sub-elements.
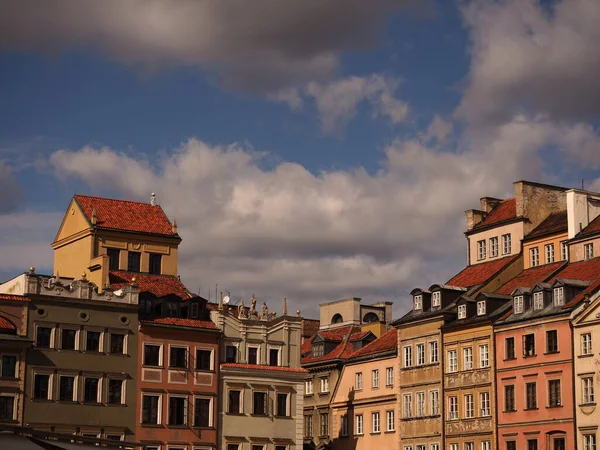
<box><xmin>530</xmin><ymin>247</ymin><xmax>539</xmax><ymax>267</ymax></box>
<box><xmin>533</xmin><ymin>292</ymin><xmax>544</xmax><ymax>310</ymax></box>
<box><xmin>477</xmin><ymin>301</ymin><xmax>486</xmax><ymax>316</ymax></box>
<box><xmin>585</xmin><ymin>243</ymin><xmax>594</xmax><ymax>260</ymax></box>
<box><xmin>432</xmin><ymin>292</ymin><xmax>441</xmax><ymax>307</ymax></box>
<box><xmin>458</xmin><ymin>305</ymin><xmax>466</xmax><ymax>319</ymax></box>
<box><xmin>514</xmin><ymin>296</ymin><xmax>524</xmax><ymax>314</ymax></box>
<box><xmin>553</xmin><ymin>287</ymin><xmax>564</xmax><ymax>306</ymax></box>
<box><xmin>477</xmin><ymin>240</ymin><xmax>486</xmax><ymax>260</ymax></box>
<box><xmin>490</xmin><ymin>237</ymin><xmax>498</xmax><ymax>258</ymax></box>
<box><xmin>312</xmin><ymin>344</ymin><xmax>324</xmax><ymax>358</ymax></box>
<box><xmin>414</xmin><ymin>295</ymin><xmax>423</xmax><ymax>311</ymax></box>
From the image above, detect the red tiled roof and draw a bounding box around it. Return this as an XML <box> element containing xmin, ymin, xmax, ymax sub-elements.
<box><xmin>350</xmin><ymin>328</ymin><xmax>397</xmax><ymax>359</ymax></box>
<box><xmin>301</xmin><ymin>340</ymin><xmax>356</xmax><ymax>364</ymax></box>
<box><xmin>301</xmin><ymin>335</ymin><xmax>315</xmax><ymax>356</ymax></box>
<box><xmin>0</xmin><ymin>316</ymin><xmax>16</xmax><ymax>331</ymax></box>
<box><xmin>110</xmin><ymin>271</ymin><xmax>193</xmax><ymax>300</ymax></box>
<box><xmin>526</xmin><ymin>211</ymin><xmax>568</xmax><ymax>240</ymax></box>
<box><xmin>564</xmin><ymin>278</ymin><xmax>600</xmax><ymax>308</ymax></box>
<box><xmin>473</xmin><ymin>198</ymin><xmax>517</xmax><ymax>230</ymax></box>
<box><xmin>548</xmin><ymin>257</ymin><xmax>600</xmax><ymax>283</ymax></box>
<box><xmin>579</xmin><ymin>214</ymin><xmax>600</xmax><ymax>236</ymax></box>
<box><xmin>495</xmin><ymin>261</ymin><xmax>565</xmax><ymax>295</ymax></box>
<box><xmin>349</xmin><ymin>331</ymin><xmax>371</xmax><ymax>341</ymax></box>
<box><xmin>0</xmin><ymin>294</ymin><xmax>29</xmax><ymax>302</ymax></box>
<box><xmin>447</xmin><ymin>255</ymin><xmax>519</xmax><ymax>288</ymax></box>
<box><xmin>74</xmin><ymin>194</ymin><xmax>176</xmax><ymax>236</ymax></box>
<box><xmin>302</xmin><ymin>319</ymin><xmax>320</xmax><ymax>337</ymax></box>
<box><xmin>221</xmin><ymin>363</ymin><xmax>307</xmax><ymax>373</ymax></box>
<box><xmin>139</xmin><ymin>317</ymin><xmax>218</xmax><ymax>330</ymax></box>
<box><xmin>318</xmin><ymin>325</ymin><xmax>357</xmax><ymax>341</ymax></box>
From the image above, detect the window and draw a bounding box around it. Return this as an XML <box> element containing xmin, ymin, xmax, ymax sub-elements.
<box><xmin>414</xmin><ymin>294</ymin><xmax>423</xmax><ymax>310</ymax></box>
<box><xmin>585</xmin><ymin>243</ymin><xmax>594</xmax><ymax>260</ymax></box>
<box><xmin>269</xmin><ymin>348</ymin><xmax>280</xmax><ymax>367</ymax></box>
<box><xmin>34</xmin><ymin>374</ymin><xmax>50</xmax><ymax>399</ymax></box>
<box><xmin>108</xmin><ymin>379</ymin><xmax>123</xmax><ymax>404</ymax></box>
<box><xmin>169</xmin><ymin>396</ymin><xmax>187</xmax><ymax>425</ymax></box>
<box><xmin>528</xmin><ymin>440</ymin><xmax>538</xmax><ymax>450</ymax></box>
<box><xmin>341</xmin><ymin>414</ymin><xmax>349</xmax><ymax>436</ymax></box>
<box><xmin>480</xmin><ymin>392</ymin><xmax>490</xmax><ymax>416</ymax></box>
<box><xmin>545</xmin><ymin>243</ymin><xmax>555</xmax><ymax>263</ymax></box>
<box><xmin>530</xmin><ymin>247</ymin><xmax>539</xmax><ymax>267</ymax></box>
<box><xmin>110</xmin><ymin>334</ymin><xmax>125</xmax><ymax>354</ymax></box>
<box><xmin>417</xmin><ymin>344</ymin><xmax>425</xmax><ymax>365</ymax></box>
<box><xmin>506</xmin><ymin>337</ymin><xmax>515</xmax><ymax>360</ymax></box>
<box><xmin>546</xmin><ymin>330</ymin><xmax>558</xmax><ymax>353</ymax></box>
<box><xmin>432</xmin><ymin>291</ymin><xmax>441</xmax><ymax>307</ymax></box>
<box><xmin>553</xmin><ymin>438</ymin><xmax>565</xmax><ymax>450</ymax></box>
<box><xmin>386</xmin><ymin>410</ymin><xmax>395</xmax><ymax>431</ymax></box>
<box><xmin>458</xmin><ymin>304</ymin><xmax>467</xmax><ymax>319</ymax></box>
<box><xmin>526</xmin><ymin>382</ymin><xmax>537</xmax><ymax>409</ymax></box>
<box><xmin>582</xmin><ymin>333</ymin><xmax>593</xmax><ymax>355</ymax></box>
<box><xmin>248</xmin><ymin>347</ymin><xmax>258</xmax><ymax>365</ymax></box>
<box><xmin>561</xmin><ymin>241</ymin><xmax>568</xmax><ymax>261</ymax></box>
<box><xmin>533</xmin><ymin>292</ymin><xmax>544</xmax><ymax>310</ymax></box>
<box><xmin>479</xmin><ymin>345</ymin><xmax>489</xmax><ymax>368</ymax></box>
<box><xmin>190</xmin><ymin>302</ymin><xmax>199</xmax><ymax>318</ymax></box>
<box><xmin>386</xmin><ymin>367</ymin><xmax>394</xmax><ymax>386</ymax></box>
<box><xmin>464</xmin><ymin>347</ymin><xmax>473</xmax><ymax>370</ymax></box>
<box><xmin>0</xmin><ymin>396</ymin><xmax>15</xmax><ymax>421</ymax></box>
<box><xmin>304</xmin><ymin>415</ymin><xmax>313</xmax><ymax>437</ymax></box>
<box><xmin>448</xmin><ymin>350</ymin><xmax>457</xmax><ymax>373</ymax></box>
<box><xmin>196</xmin><ymin>349</ymin><xmax>212</xmax><ymax>371</ymax></box>
<box><xmin>36</xmin><ymin>326</ymin><xmax>52</xmax><ymax>348</ymax></box>
<box><xmin>61</xmin><ymin>329</ymin><xmax>77</xmax><ymax>350</ymax></box>
<box><xmin>1</xmin><ymin>355</ymin><xmax>17</xmax><ymax>378</ymax></box>
<box><xmin>404</xmin><ymin>346</ymin><xmax>413</xmax><ymax>368</ymax></box>
<box><xmin>59</xmin><ymin>376</ymin><xmax>75</xmax><ymax>401</ymax></box>
<box><xmin>312</xmin><ymin>343</ymin><xmax>324</xmax><ymax>358</ymax></box>
<box><xmin>305</xmin><ymin>380</ymin><xmax>313</xmax><ymax>395</ymax></box>
<box><xmin>277</xmin><ymin>393</ymin><xmax>288</xmax><ymax>417</ymax></box>
<box><xmin>107</xmin><ymin>248</ymin><xmax>120</xmax><ymax>270</ymax></box>
<box><xmin>465</xmin><ymin>444</ymin><xmax>474</xmax><ymax>450</ymax></box>
<box><xmin>448</xmin><ymin>396</ymin><xmax>458</xmax><ymax>420</ymax></box>
<box><xmin>403</xmin><ymin>394</ymin><xmax>412</xmax><ymax>418</ymax></box>
<box><xmin>372</xmin><ymin>369</ymin><xmax>379</xmax><ymax>388</ymax></box>
<box><xmin>505</xmin><ymin>385</ymin><xmax>515</xmax><ymax>411</ymax></box>
<box><xmin>430</xmin><ymin>341</ymin><xmax>438</xmax><ymax>363</ymax></box>
<box><xmin>127</xmin><ymin>251</ymin><xmax>141</xmax><ymax>272</ymax></box>
<box><xmin>451</xmin><ymin>445</ymin><xmax>459</xmax><ymax>450</ymax></box>
<box><xmin>507</xmin><ymin>442</ymin><xmax>516</xmax><ymax>450</ymax></box>
<box><xmin>225</xmin><ymin>345</ymin><xmax>237</xmax><ymax>363</ymax></box>
<box><xmin>482</xmin><ymin>442</ymin><xmax>491</xmax><ymax>450</ymax></box>
<box><xmin>553</xmin><ymin>287</ymin><xmax>564</xmax><ymax>306</ymax></box>
<box><xmin>477</xmin><ymin>301</ymin><xmax>486</xmax><ymax>316</ymax></box>
<box><xmin>149</xmin><ymin>253</ymin><xmax>162</xmax><ymax>275</ymax></box>
<box><xmin>514</xmin><ymin>295</ymin><xmax>524</xmax><ymax>314</ymax></box>
<box><xmin>170</xmin><ymin>346</ymin><xmax>187</xmax><ymax>368</ymax></box>
<box><xmin>228</xmin><ymin>390</ymin><xmax>241</xmax><ymax>414</ymax></box>
<box><xmin>320</xmin><ymin>377</ymin><xmax>329</xmax><ymax>393</ymax></box>
<box><xmin>503</xmin><ymin>234</ymin><xmax>512</xmax><ymax>254</ymax></box>
<box><xmin>584</xmin><ymin>435</ymin><xmax>596</xmax><ymax>450</ymax></box>
<box><xmin>253</xmin><ymin>391</ymin><xmax>267</xmax><ymax>415</ymax></box>
<box><xmin>583</xmin><ymin>377</ymin><xmax>595</xmax><ymax>404</ymax></box>
<box><xmin>416</xmin><ymin>391</ymin><xmax>425</xmax><ymax>416</ymax></box>
<box><xmin>490</xmin><ymin>237</ymin><xmax>499</xmax><ymax>257</ymax></box>
<box><xmin>430</xmin><ymin>390</ymin><xmax>439</xmax><ymax>415</ymax></box>
<box><xmin>142</xmin><ymin>394</ymin><xmax>160</xmax><ymax>424</ymax></box>
<box><xmin>372</xmin><ymin>412</ymin><xmax>380</xmax><ymax>433</ymax></box>
<box><xmin>194</xmin><ymin>398</ymin><xmax>211</xmax><ymax>427</ymax></box>
<box><xmin>356</xmin><ymin>414</ymin><xmax>364</xmax><ymax>435</ymax></box>
<box><xmin>478</xmin><ymin>240</ymin><xmax>486</xmax><ymax>260</ymax></box>
<box><xmin>465</xmin><ymin>394</ymin><xmax>474</xmax><ymax>418</ymax></box>
<box><xmin>524</xmin><ymin>334</ymin><xmax>535</xmax><ymax>356</ymax></box>
<box><xmin>84</xmin><ymin>378</ymin><xmax>99</xmax><ymax>403</ymax></box>
<box><xmin>86</xmin><ymin>331</ymin><xmax>100</xmax><ymax>352</ymax></box>
<box><xmin>431</xmin><ymin>445</ymin><xmax>440</xmax><ymax>450</ymax></box>
<box><xmin>549</xmin><ymin>380</ymin><xmax>561</xmax><ymax>407</ymax></box>
<box><xmin>417</xmin><ymin>446</ymin><xmax>426</xmax><ymax>450</ymax></box>
<box><xmin>144</xmin><ymin>344</ymin><xmax>161</xmax><ymax>366</ymax></box>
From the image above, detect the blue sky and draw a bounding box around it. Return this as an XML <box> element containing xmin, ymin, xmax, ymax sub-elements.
<box><xmin>1</xmin><ymin>0</ymin><xmax>599</xmax><ymax>316</ymax></box>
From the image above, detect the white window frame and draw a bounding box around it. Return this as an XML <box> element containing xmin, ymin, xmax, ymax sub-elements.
<box><xmin>490</xmin><ymin>237</ymin><xmax>499</xmax><ymax>258</ymax></box>
<box><xmin>530</xmin><ymin>247</ymin><xmax>539</xmax><ymax>267</ymax></box>
<box><xmin>477</xmin><ymin>301</ymin><xmax>486</xmax><ymax>316</ymax></box>
<box><xmin>59</xmin><ymin>326</ymin><xmax>80</xmax><ymax>351</ymax></box>
<box><xmin>35</xmin><ymin>324</ymin><xmax>55</xmax><ymax>349</ymax></box>
<box><xmin>585</xmin><ymin>243</ymin><xmax>594</xmax><ymax>260</ymax></box>
<box><xmin>372</xmin><ymin>411</ymin><xmax>380</xmax><ymax>433</ymax></box>
<box><xmin>356</xmin><ymin>414</ymin><xmax>364</xmax><ymax>435</ymax></box>
<box><xmin>403</xmin><ymin>346</ymin><xmax>413</xmax><ymax>368</ymax></box>
<box><xmin>480</xmin><ymin>392</ymin><xmax>490</xmax><ymax>416</ymax></box>
<box><xmin>545</xmin><ymin>243</ymin><xmax>555</xmax><ymax>264</ymax></box>
<box><xmin>32</xmin><ymin>371</ymin><xmax>53</xmax><ymax>400</ymax></box>
<box><xmin>584</xmin><ymin>434</ymin><xmax>596</xmax><ymax>450</ymax></box>
<box><xmin>416</xmin><ymin>391</ymin><xmax>425</xmax><ymax>416</ymax></box>
<box><xmin>0</xmin><ymin>394</ymin><xmax>17</xmax><ymax>421</ymax></box>
<box><xmin>448</xmin><ymin>396</ymin><xmax>458</xmax><ymax>420</ymax></box>
<box><xmin>194</xmin><ymin>395</ymin><xmax>214</xmax><ymax>427</ymax></box>
<box><xmin>533</xmin><ymin>291</ymin><xmax>544</xmax><ymax>310</ymax></box>
<box><xmin>432</xmin><ymin>291</ymin><xmax>441</xmax><ymax>307</ymax></box>
<box><xmin>429</xmin><ymin>341</ymin><xmax>438</xmax><ymax>363</ymax></box>
<box><xmin>479</xmin><ymin>344</ymin><xmax>489</xmax><ymax>368</ymax></box>
<box><xmin>414</xmin><ymin>295</ymin><xmax>423</xmax><ymax>310</ymax></box>
<box><xmin>553</xmin><ymin>287</ymin><xmax>564</xmax><ymax>306</ymax></box>
<box><xmin>371</xmin><ymin>369</ymin><xmax>379</xmax><ymax>389</ymax></box>
<box><xmin>0</xmin><ymin>352</ymin><xmax>19</xmax><ymax>378</ymax></box>
<box><xmin>355</xmin><ymin>372</ymin><xmax>363</xmax><ymax>391</ymax></box>
<box><xmin>514</xmin><ymin>295</ymin><xmax>524</xmax><ymax>314</ymax></box>
<box><xmin>561</xmin><ymin>241</ymin><xmax>568</xmax><ymax>261</ymax></box>
<box><xmin>464</xmin><ymin>394</ymin><xmax>474</xmax><ymax>418</ymax></box>
<box><xmin>305</xmin><ymin>380</ymin><xmax>313</xmax><ymax>395</ymax></box>
<box><xmin>463</xmin><ymin>347</ymin><xmax>473</xmax><ymax>370</ymax></box>
<box><xmin>340</xmin><ymin>414</ymin><xmax>348</xmax><ymax>436</ymax></box>
<box><xmin>403</xmin><ymin>393</ymin><xmax>412</xmax><ymax>418</ymax></box>
<box><xmin>477</xmin><ymin>240</ymin><xmax>486</xmax><ymax>260</ymax></box>
<box><xmin>82</xmin><ymin>375</ymin><xmax>102</xmax><ymax>403</ymax></box>
<box><xmin>429</xmin><ymin>389</ymin><xmax>439</xmax><ymax>415</ymax></box>
<box><xmin>320</xmin><ymin>377</ymin><xmax>329</xmax><ymax>393</ymax></box>
<box><xmin>108</xmin><ymin>331</ymin><xmax>128</xmax><ymax>355</ymax></box>
<box><xmin>582</xmin><ymin>333</ymin><xmax>592</xmax><ymax>355</ymax></box>
<box><xmin>582</xmin><ymin>377</ymin><xmax>595</xmax><ymax>404</ymax></box>
<box><xmin>431</xmin><ymin>445</ymin><xmax>440</xmax><ymax>450</ymax></box>
<box><xmin>458</xmin><ymin>305</ymin><xmax>466</xmax><ymax>319</ymax></box>
<box><xmin>267</xmin><ymin>345</ymin><xmax>282</xmax><ymax>367</ymax></box>
<box><xmin>465</xmin><ymin>443</ymin><xmax>474</xmax><ymax>450</ymax></box>
<box><xmin>481</xmin><ymin>442</ymin><xmax>491</xmax><ymax>450</ymax></box>
<box><xmin>386</xmin><ymin>410</ymin><xmax>395</xmax><ymax>432</ymax></box>
<box><xmin>502</xmin><ymin>234</ymin><xmax>511</xmax><ymax>255</ymax></box>
<box><xmin>58</xmin><ymin>374</ymin><xmax>78</xmax><ymax>402</ymax></box>
<box><xmin>246</xmin><ymin>344</ymin><xmax>260</xmax><ymax>365</ymax></box>
<box><xmin>140</xmin><ymin>393</ymin><xmax>162</xmax><ymax>425</ymax></box>
<box><xmin>195</xmin><ymin>347</ymin><xmax>215</xmax><ymax>371</ymax></box>
<box><xmin>448</xmin><ymin>350</ymin><xmax>457</xmax><ymax>373</ymax></box>
<box><xmin>168</xmin><ymin>344</ymin><xmax>189</xmax><ymax>369</ymax></box>
<box><xmin>143</xmin><ymin>342</ymin><xmax>164</xmax><ymax>367</ymax></box>
<box><xmin>416</xmin><ymin>343</ymin><xmax>425</xmax><ymax>365</ymax></box>
<box><xmin>386</xmin><ymin>367</ymin><xmax>394</xmax><ymax>386</ymax></box>
<box><xmin>450</xmin><ymin>445</ymin><xmax>459</xmax><ymax>450</ymax></box>
<box><xmin>168</xmin><ymin>394</ymin><xmax>188</xmax><ymax>426</ymax></box>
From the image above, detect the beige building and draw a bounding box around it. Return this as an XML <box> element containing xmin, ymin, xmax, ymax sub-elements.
<box><xmin>211</xmin><ymin>295</ymin><xmax>305</xmax><ymax>450</ymax></box>
<box><xmin>329</xmin><ymin>328</ymin><xmax>398</xmax><ymax>450</ymax></box>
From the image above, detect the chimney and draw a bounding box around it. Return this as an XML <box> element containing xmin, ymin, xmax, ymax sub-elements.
<box><xmin>480</xmin><ymin>197</ymin><xmax>502</xmax><ymax>213</ymax></box>
<box><xmin>567</xmin><ymin>189</ymin><xmax>595</xmax><ymax>239</ymax></box>
<box><xmin>172</xmin><ymin>219</ymin><xmax>178</xmax><ymax>234</ymax></box>
<box><xmin>150</xmin><ymin>193</ymin><xmax>156</xmax><ymax>206</ymax></box>
<box><xmin>465</xmin><ymin>209</ymin><xmax>486</xmax><ymax>232</ymax></box>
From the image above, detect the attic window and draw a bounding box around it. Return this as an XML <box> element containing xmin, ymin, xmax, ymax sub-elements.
<box><xmin>363</xmin><ymin>312</ymin><xmax>379</xmax><ymax>324</ymax></box>
<box><xmin>458</xmin><ymin>305</ymin><xmax>466</xmax><ymax>319</ymax></box>
<box><xmin>533</xmin><ymin>292</ymin><xmax>544</xmax><ymax>310</ymax></box>
<box><xmin>477</xmin><ymin>301</ymin><xmax>486</xmax><ymax>316</ymax></box>
<box><xmin>332</xmin><ymin>313</ymin><xmax>344</xmax><ymax>324</ymax></box>
<box><xmin>514</xmin><ymin>296</ymin><xmax>524</xmax><ymax>314</ymax></box>
<box><xmin>432</xmin><ymin>292</ymin><xmax>441</xmax><ymax>307</ymax></box>
<box><xmin>312</xmin><ymin>344</ymin><xmax>324</xmax><ymax>358</ymax></box>
<box><xmin>553</xmin><ymin>287</ymin><xmax>564</xmax><ymax>306</ymax></box>
<box><xmin>414</xmin><ymin>295</ymin><xmax>423</xmax><ymax>311</ymax></box>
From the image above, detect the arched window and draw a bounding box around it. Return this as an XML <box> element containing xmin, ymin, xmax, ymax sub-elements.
<box><xmin>363</xmin><ymin>312</ymin><xmax>379</xmax><ymax>323</ymax></box>
<box><xmin>331</xmin><ymin>313</ymin><xmax>344</xmax><ymax>324</ymax></box>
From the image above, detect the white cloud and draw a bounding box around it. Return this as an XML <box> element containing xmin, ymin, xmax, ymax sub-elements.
<box><xmin>424</xmin><ymin>114</ymin><xmax>454</xmax><ymax>144</ymax></box>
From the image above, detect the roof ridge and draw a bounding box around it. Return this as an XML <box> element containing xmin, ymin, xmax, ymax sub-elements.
<box><xmin>74</xmin><ymin>194</ymin><xmax>161</xmax><ymax>208</ymax></box>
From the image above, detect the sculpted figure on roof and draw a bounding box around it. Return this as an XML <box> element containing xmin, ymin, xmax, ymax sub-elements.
<box><xmin>238</xmin><ymin>298</ymin><xmax>246</xmax><ymax>319</ymax></box>
<box><xmin>261</xmin><ymin>301</ymin><xmax>269</xmax><ymax>320</ymax></box>
<box><xmin>249</xmin><ymin>295</ymin><xmax>258</xmax><ymax>319</ymax></box>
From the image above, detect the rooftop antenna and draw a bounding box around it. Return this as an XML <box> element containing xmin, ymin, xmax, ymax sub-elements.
<box><xmin>582</xmin><ymin>179</ymin><xmax>584</xmax><ymax>190</ymax></box>
<box><xmin>150</xmin><ymin>192</ymin><xmax>156</xmax><ymax>206</ymax></box>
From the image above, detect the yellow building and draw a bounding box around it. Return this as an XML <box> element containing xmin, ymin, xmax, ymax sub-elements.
<box><xmin>522</xmin><ymin>211</ymin><xmax>568</xmax><ymax>269</ymax></box>
<box><xmin>52</xmin><ymin>194</ymin><xmax>181</xmax><ymax>290</ymax></box>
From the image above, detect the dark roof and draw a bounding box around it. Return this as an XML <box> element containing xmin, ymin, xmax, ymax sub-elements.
<box><xmin>301</xmin><ymin>326</ymin><xmax>371</xmax><ymax>365</ymax></box>
<box><xmin>443</xmin><ymin>299</ymin><xmax>512</xmax><ymax>330</ymax></box>
<box><xmin>302</xmin><ymin>319</ymin><xmax>320</xmax><ymax>337</ymax></box>
<box><xmin>576</xmin><ymin>214</ymin><xmax>600</xmax><ymax>238</ymax></box>
<box><xmin>446</xmin><ymin>255</ymin><xmax>519</xmax><ymax>289</ymax></box>
<box><xmin>495</xmin><ymin>261</ymin><xmax>565</xmax><ymax>295</ymax></box>
<box><xmin>109</xmin><ymin>271</ymin><xmax>194</xmax><ymax>300</ymax></box>
<box><xmin>392</xmin><ymin>304</ymin><xmax>453</xmax><ymax>327</ymax></box>
<box><xmin>349</xmin><ymin>328</ymin><xmax>397</xmax><ymax>360</ymax></box>
<box><xmin>139</xmin><ymin>317</ymin><xmax>217</xmax><ymax>330</ymax></box>
<box><xmin>472</xmin><ymin>198</ymin><xmax>517</xmax><ymax>230</ymax></box>
<box><xmin>221</xmin><ymin>363</ymin><xmax>307</xmax><ymax>373</ymax></box>
<box><xmin>525</xmin><ymin>211</ymin><xmax>568</xmax><ymax>240</ymax></box>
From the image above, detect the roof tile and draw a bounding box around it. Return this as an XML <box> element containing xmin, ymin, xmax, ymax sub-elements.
<box><xmin>0</xmin><ymin>316</ymin><xmax>16</xmax><ymax>331</ymax></box>
<box><xmin>139</xmin><ymin>317</ymin><xmax>218</xmax><ymax>330</ymax></box>
<box><xmin>0</xmin><ymin>294</ymin><xmax>29</xmax><ymax>302</ymax></box>
<box><xmin>221</xmin><ymin>363</ymin><xmax>307</xmax><ymax>373</ymax></box>
<box><xmin>548</xmin><ymin>257</ymin><xmax>600</xmax><ymax>283</ymax></box>
<box><xmin>447</xmin><ymin>255</ymin><xmax>519</xmax><ymax>289</ymax></box>
<box><xmin>495</xmin><ymin>261</ymin><xmax>565</xmax><ymax>295</ymax></box>
<box><xmin>350</xmin><ymin>328</ymin><xmax>397</xmax><ymax>359</ymax></box>
<box><xmin>110</xmin><ymin>271</ymin><xmax>193</xmax><ymax>300</ymax></box>
<box><xmin>473</xmin><ymin>198</ymin><xmax>517</xmax><ymax>230</ymax></box>
<box><xmin>578</xmin><ymin>214</ymin><xmax>600</xmax><ymax>237</ymax></box>
<box><xmin>526</xmin><ymin>211</ymin><xmax>568</xmax><ymax>240</ymax></box>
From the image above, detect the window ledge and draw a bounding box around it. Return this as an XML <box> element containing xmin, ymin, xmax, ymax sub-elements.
<box><xmin>578</xmin><ymin>354</ymin><xmax>594</xmax><ymax>359</ymax></box>
<box><xmin>250</xmin><ymin>414</ymin><xmax>269</xmax><ymax>417</ymax></box>
<box><xmin>192</xmin><ymin>426</ymin><xmax>215</xmax><ymax>430</ymax></box>
<box><xmin>166</xmin><ymin>424</ymin><xmax>188</xmax><ymax>429</ymax></box>
<box><xmin>543</xmin><ymin>352</ymin><xmax>559</xmax><ymax>355</ymax></box>
<box><xmin>579</xmin><ymin>402</ymin><xmax>597</xmax><ymax>407</ymax></box>
<box><xmin>384</xmin><ymin>430</ymin><xmax>395</xmax><ymax>434</ymax></box>
<box><xmin>106</xmin><ymin>403</ymin><xmax>127</xmax><ymax>407</ymax></box>
<box><xmin>194</xmin><ymin>369</ymin><xmax>214</xmax><ymax>373</ymax></box>
<box><xmin>226</xmin><ymin>412</ymin><xmax>245</xmax><ymax>416</ymax></box>
<box><xmin>503</xmin><ymin>409</ymin><xmax>516</xmax><ymax>413</ymax></box>
<box><xmin>0</xmin><ymin>377</ymin><xmax>19</xmax><ymax>381</ymax></box>
<box><xmin>140</xmin><ymin>424</ymin><xmax>163</xmax><ymax>428</ymax></box>
<box><xmin>503</xmin><ymin>358</ymin><xmax>517</xmax><ymax>362</ymax></box>
<box><xmin>546</xmin><ymin>405</ymin><xmax>563</xmax><ymax>409</ymax></box>
<box><xmin>370</xmin><ymin>432</ymin><xmax>381</xmax><ymax>435</ymax></box>
<box><xmin>274</xmin><ymin>415</ymin><xmax>293</xmax><ymax>420</ymax></box>
<box><xmin>524</xmin><ymin>407</ymin><xmax>538</xmax><ymax>411</ymax></box>
<box><xmin>82</xmin><ymin>402</ymin><xmax>104</xmax><ymax>406</ymax></box>
<box><xmin>142</xmin><ymin>365</ymin><xmax>164</xmax><ymax>369</ymax></box>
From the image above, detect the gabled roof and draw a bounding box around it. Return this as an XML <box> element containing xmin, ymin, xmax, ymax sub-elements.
<box><xmin>109</xmin><ymin>271</ymin><xmax>194</xmax><ymax>300</ymax></box>
<box><xmin>349</xmin><ymin>328</ymin><xmax>397</xmax><ymax>360</ymax></box>
<box><xmin>221</xmin><ymin>363</ymin><xmax>307</xmax><ymax>373</ymax></box>
<box><xmin>577</xmin><ymin>214</ymin><xmax>600</xmax><ymax>238</ymax></box>
<box><xmin>447</xmin><ymin>255</ymin><xmax>519</xmax><ymax>289</ymax></box>
<box><xmin>472</xmin><ymin>198</ymin><xmax>517</xmax><ymax>230</ymax></box>
<box><xmin>74</xmin><ymin>194</ymin><xmax>177</xmax><ymax>236</ymax></box>
<box><xmin>495</xmin><ymin>261</ymin><xmax>565</xmax><ymax>295</ymax></box>
<box><xmin>301</xmin><ymin>326</ymin><xmax>366</xmax><ymax>365</ymax></box>
<box><xmin>0</xmin><ymin>316</ymin><xmax>16</xmax><ymax>332</ymax></box>
<box><xmin>139</xmin><ymin>316</ymin><xmax>218</xmax><ymax>330</ymax></box>
<box><xmin>525</xmin><ymin>211</ymin><xmax>568</xmax><ymax>240</ymax></box>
